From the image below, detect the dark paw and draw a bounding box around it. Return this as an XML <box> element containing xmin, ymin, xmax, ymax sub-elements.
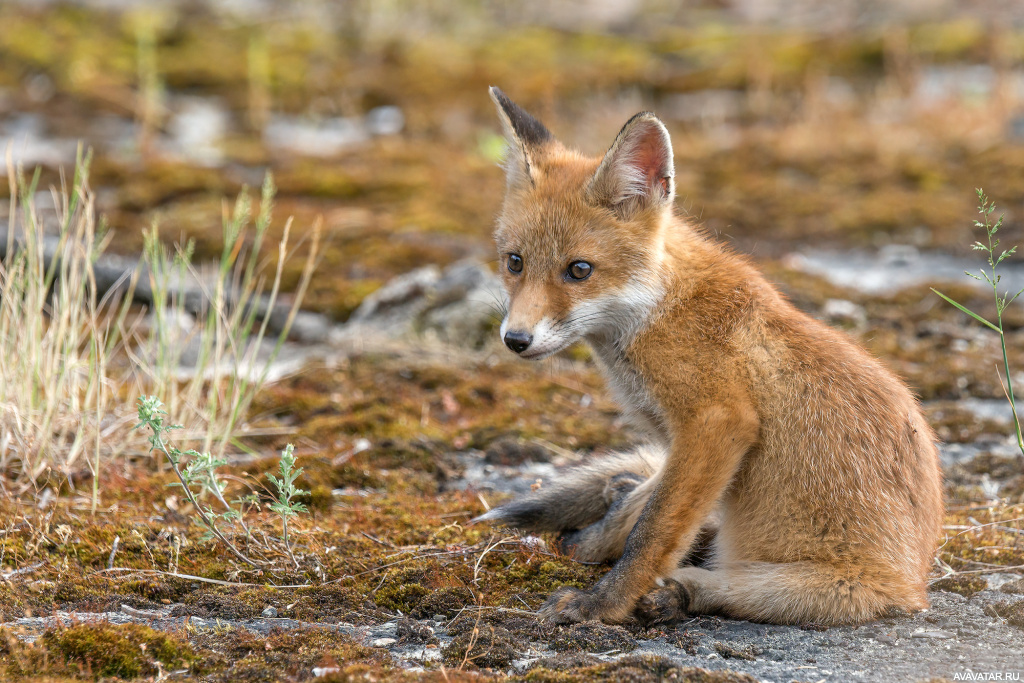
<box><xmin>539</xmin><ymin>587</ymin><xmax>604</xmax><ymax>624</ymax></box>
<box><xmin>634</xmin><ymin>579</ymin><xmax>690</xmax><ymax>625</ymax></box>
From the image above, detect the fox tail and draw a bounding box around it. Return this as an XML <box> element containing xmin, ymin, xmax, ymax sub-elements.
<box><xmin>471</xmin><ymin>445</ymin><xmax>663</xmax><ymax>562</ymax></box>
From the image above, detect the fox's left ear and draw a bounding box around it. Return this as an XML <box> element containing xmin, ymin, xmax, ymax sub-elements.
<box><xmin>588</xmin><ymin>112</ymin><xmax>674</xmax><ymax>215</ymax></box>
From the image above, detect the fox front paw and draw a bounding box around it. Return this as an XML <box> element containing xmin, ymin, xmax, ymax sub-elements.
<box><xmin>539</xmin><ymin>587</ymin><xmax>606</xmax><ymax>624</ymax></box>
<box><xmin>634</xmin><ymin>579</ymin><xmax>690</xmax><ymax>625</ymax></box>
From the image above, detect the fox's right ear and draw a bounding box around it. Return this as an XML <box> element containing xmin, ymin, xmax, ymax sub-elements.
<box><xmin>490</xmin><ymin>86</ymin><xmax>552</xmax><ymax>189</ymax></box>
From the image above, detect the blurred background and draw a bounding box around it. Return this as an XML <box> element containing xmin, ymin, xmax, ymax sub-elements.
<box><xmin>3</xmin><ymin>0</ymin><xmax>1024</xmax><ymax>321</ymax></box>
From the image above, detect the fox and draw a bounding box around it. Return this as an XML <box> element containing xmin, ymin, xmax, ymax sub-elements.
<box><xmin>472</xmin><ymin>87</ymin><xmax>944</xmax><ymax>627</ymax></box>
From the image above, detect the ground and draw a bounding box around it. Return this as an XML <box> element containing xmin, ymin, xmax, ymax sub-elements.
<box><xmin>2</xmin><ymin>1</ymin><xmax>1024</xmax><ymax>681</ymax></box>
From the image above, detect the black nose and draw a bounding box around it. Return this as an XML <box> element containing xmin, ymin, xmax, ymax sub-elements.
<box><xmin>504</xmin><ymin>330</ymin><xmax>533</xmax><ymax>354</ymax></box>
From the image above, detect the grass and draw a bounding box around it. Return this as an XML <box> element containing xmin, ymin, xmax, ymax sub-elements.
<box><xmin>933</xmin><ymin>190</ymin><xmax>1024</xmax><ymax>459</ymax></box>
<box><xmin>0</xmin><ymin>153</ymin><xmax>320</xmax><ymax>519</ymax></box>
<box><xmin>0</xmin><ymin>150</ymin><xmax>135</xmax><ymax>507</ymax></box>
<box><xmin>136</xmin><ymin>172</ymin><xmax>321</xmax><ymax>461</ymax></box>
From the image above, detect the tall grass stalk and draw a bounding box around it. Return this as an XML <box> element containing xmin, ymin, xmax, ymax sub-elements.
<box><xmin>933</xmin><ymin>189</ymin><xmax>1024</xmax><ymax>459</ymax></box>
<box><xmin>135</xmin><ymin>174</ymin><xmax>321</xmax><ymax>464</ymax></box>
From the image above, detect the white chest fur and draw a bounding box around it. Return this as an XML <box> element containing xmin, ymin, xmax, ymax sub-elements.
<box><xmin>588</xmin><ymin>339</ymin><xmax>668</xmax><ymax>445</ymax></box>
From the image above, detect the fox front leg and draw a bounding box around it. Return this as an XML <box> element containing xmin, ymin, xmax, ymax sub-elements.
<box><xmin>539</xmin><ymin>403</ymin><xmax>758</xmax><ymax>624</ymax></box>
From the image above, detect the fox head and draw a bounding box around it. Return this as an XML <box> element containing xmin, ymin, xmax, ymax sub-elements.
<box><xmin>490</xmin><ymin>87</ymin><xmax>675</xmax><ymax>359</ymax></box>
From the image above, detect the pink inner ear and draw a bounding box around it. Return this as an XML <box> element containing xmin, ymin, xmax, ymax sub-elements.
<box><xmin>630</xmin><ymin>125</ymin><xmax>670</xmax><ymax>193</ymax></box>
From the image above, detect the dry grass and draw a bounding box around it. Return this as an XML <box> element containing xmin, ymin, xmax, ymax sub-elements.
<box><xmin>0</xmin><ymin>151</ymin><xmax>320</xmax><ymax>508</ymax></box>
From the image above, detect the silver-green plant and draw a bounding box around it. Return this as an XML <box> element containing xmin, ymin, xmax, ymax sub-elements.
<box><xmin>136</xmin><ymin>395</ymin><xmax>260</xmax><ymax>566</ymax></box>
<box><xmin>136</xmin><ymin>395</ymin><xmax>309</xmax><ymax>568</ymax></box>
<box><xmin>267</xmin><ymin>444</ymin><xmax>308</xmax><ymax>566</ymax></box>
<box><xmin>933</xmin><ymin>189</ymin><xmax>1024</xmax><ymax>459</ymax></box>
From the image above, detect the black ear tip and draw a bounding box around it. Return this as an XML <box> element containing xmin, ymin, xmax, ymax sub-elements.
<box><xmin>488</xmin><ymin>87</ymin><xmax>553</xmax><ymax>147</ymax></box>
<box><xmin>489</xmin><ymin>86</ymin><xmax>508</xmax><ymax>105</ymax></box>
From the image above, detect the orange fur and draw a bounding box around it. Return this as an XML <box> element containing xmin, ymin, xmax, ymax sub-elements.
<box><xmin>481</xmin><ymin>87</ymin><xmax>944</xmax><ymax>626</ymax></box>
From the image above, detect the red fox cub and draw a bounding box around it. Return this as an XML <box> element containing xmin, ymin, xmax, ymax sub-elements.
<box><xmin>474</xmin><ymin>87</ymin><xmax>944</xmax><ymax>626</ymax></box>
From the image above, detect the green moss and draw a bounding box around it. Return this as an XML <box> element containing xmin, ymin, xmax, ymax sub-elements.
<box><xmin>550</xmin><ymin>621</ymin><xmax>638</xmax><ymax>654</ymax></box>
<box><xmin>373</xmin><ymin>574</ymin><xmax>430</xmax><ymax>614</ymax></box>
<box><xmin>43</xmin><ymin>622</ymin><xmax>193</xmax><ymax>679</ymax></box>
<box><xmin>930</xmin><ymin>575</ymin><xmax>989</xmax><ymax>598</ymax></box>
<box><xmin>523</xmin><ymin>655</ymin><xmax>758</xmax><ymax>682</ymax></box>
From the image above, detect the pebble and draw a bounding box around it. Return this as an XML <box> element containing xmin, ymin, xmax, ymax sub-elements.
<box><xmin>262</xmin><ymin>606</ymin><xmax>278</xmax><ymax>618</ymax></box>
<box><xmin>911</xmin><ymin>630</ymin><xmax>955</xmax><ymax>639</ymax></box>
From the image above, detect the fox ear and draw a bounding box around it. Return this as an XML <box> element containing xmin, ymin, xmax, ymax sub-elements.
<box><xmin>588</xmin><ymin>112</ymin><xmax>674</xmax><ymax>215</ymax></box>
<box><xmin>489</xmin><ymin>86</ymin><xmax>552</xmax><ymax>189</ymax></box>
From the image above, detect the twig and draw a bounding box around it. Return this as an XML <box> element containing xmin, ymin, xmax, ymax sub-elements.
<box><xmin>107</xmin><ymin>535</ymin><xmax>120</xmax><ymax>570</ymax></box>
<box><xmin>95</xmin><ymin>567</ymin><xmax>312</xmax><ymax>588</ymax></box>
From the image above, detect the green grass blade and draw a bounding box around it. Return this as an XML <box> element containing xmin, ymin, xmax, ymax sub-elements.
<box><xmin>930</xmin><ymin>289</ymin><xmax>1000</xmax><ymax>332</ymax></box>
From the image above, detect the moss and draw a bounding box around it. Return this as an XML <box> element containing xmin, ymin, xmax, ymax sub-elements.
<box><xmin>43</xmin><ymin>622</ymin><xmax>193</xmax><ymax>679</ymax></box>
<box><xmin>524</xmin><ymin>655</ymin><xmax>758</xmax><ymax>682</ymax></box>
<box><xmin>503</xmin><ymin>560</ymin><xmax>601</xmax><ymax>596</ymax></box>
<box><xmin>190</xmin><ymin>626</ymin><xmax>389</xmax><ymax>681</ymax></box>
<box><xmin>930</xmin><ymin>575</ymin><xmax>989</xmax><ymax>598</ymax></box>
<box><xmin>990</xmin><ymin>600</ymin><xmax>1024</xmax><ymax>628</ymax></box>
<box><xmin>174</xmin><ymin>586</ymin><xmax>278</xmax><ymax>619</ymax></box>
<box><xmin>550</xmin><ymin>621</ymin><xmax>638</xmax><ymax>654</ymax></box>
<box><xmin>713</xmin><ymin>642</ymin><xmax>759</xmax><ymax>661</ymax></box>
<box><xmin>441</xmin><ymin>625</ymin><xmax>517</xmax><ymax>670</ymax></box>
<box><xmin>413</xmin><ymin>586</ymin><xmax>476</xmax><ymax>619</ymax></box>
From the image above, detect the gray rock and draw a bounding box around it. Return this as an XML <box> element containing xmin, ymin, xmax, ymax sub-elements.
<box><xmin>338</xmin><ymin>259</ymin><xmax>503</xmax><ymax>349</ymax></box>
<box><xmin>262</xmin><ymin>606</ymin><xmax>278</xmax><ymax>618</ymax></box>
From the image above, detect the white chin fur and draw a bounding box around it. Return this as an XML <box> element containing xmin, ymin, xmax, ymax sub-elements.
<box><xmin>518</xmin><ymin>317</ymin><xmax>570</xmax><ymax>359</ymax></box>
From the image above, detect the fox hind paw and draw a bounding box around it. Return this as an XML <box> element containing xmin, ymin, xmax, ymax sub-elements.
<box><xmin>634</xmin><ymin>579</ymin><xmax>690</xmax><ymax>625</ymax></box>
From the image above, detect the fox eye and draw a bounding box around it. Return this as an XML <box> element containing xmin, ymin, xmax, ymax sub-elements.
<box><xmin>567</xmin><ymin>261</ymin><xmax>593</xmax><ymax>281</ymax></box>
<box><xmin>507</xmin><ymin>253</ymin><xmax>523</xmax><ymax>273</ymax></box>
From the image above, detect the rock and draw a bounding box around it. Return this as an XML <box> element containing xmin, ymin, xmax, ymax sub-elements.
<box><xmin>338</xmin><ymin>259</ymin><xmax>503</xmax><ymax>348</ymax></box>
<box><xmin>714</xmin><ymin>642</ymin><xmax>759</xmax><ymax>660</ymax></box>
<box><xmin>371</xmin><ymin>637</ymin><xmax>397</xmax><ymax>647</ymax></box>
<box><xmin>261</xmin><ymin>606</ymin><xmax>278</xmax><ymax>618</ymax></box>
<box><xmin>822</xmin><ymin>298</ymin><xmax>867</xmax><ymax>328</ymax></box>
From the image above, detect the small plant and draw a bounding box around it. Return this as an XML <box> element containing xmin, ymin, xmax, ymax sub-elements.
<box><xmin>136</xmin><ymin>395</ymin><xmax>258</xmax><ymax>566</ymax></box>
<box><xmin>137</xmin><ymin>395</ymin><xmax>310</xmax><ymax>569</ymax></box>
<box><xmin>933</xmin><ymin>189</ymin><xmax>1024</xmax><ymax>459</ymax></box>
<box><xmin>267</xmin><ymin>444</ymin><xmax>308</xmax><ymax>566</ymax></box>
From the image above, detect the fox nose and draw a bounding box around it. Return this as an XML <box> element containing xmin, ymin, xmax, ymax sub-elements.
<box><xmin>504</xmin><ymin>330</ymin><xmax>533</xmax><ymax>354</ymax></box>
